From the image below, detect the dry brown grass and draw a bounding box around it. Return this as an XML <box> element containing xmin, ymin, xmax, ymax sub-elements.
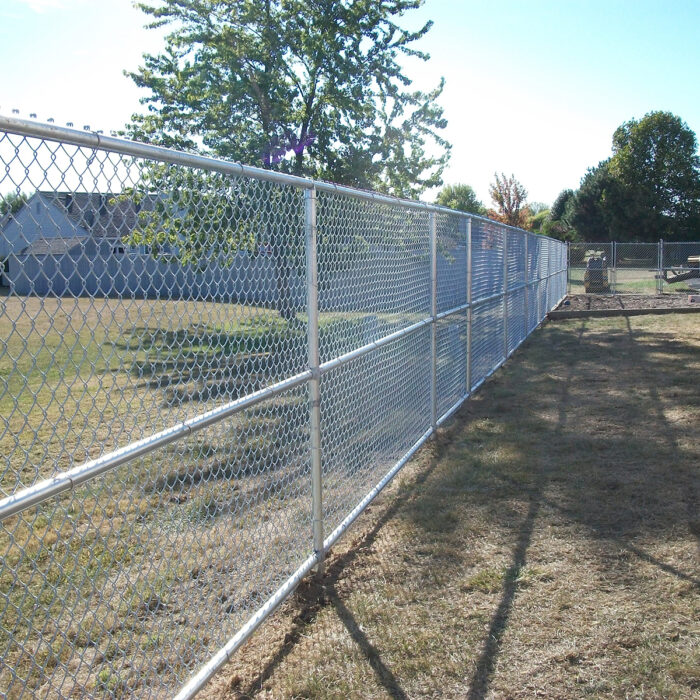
<box><xmin>0</xmin><ymin>295</ymin><xmax>425</xmax><ymax>697</ymax></box>
<box><xmin>208</xmin><ymin>314</ymin><xmax>699</xmax><ymax>700</ymax></box>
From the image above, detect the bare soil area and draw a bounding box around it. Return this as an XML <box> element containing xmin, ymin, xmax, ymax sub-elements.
<box><xmin>563</xmin><ymin>293</ymin><xmax>697</xmax><ymax>311</ymax></box>
<box><xmin>209</xmin><ymin>314</ymin><xmax>699</xmax><ymax>699</ymax></box>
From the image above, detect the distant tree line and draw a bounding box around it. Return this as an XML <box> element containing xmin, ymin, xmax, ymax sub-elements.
<box><xmin>435</xmin><ymin>174</ymin><xmax>537</xmax><ymax>230</ymax></box>
<box><xmin>436</xmin><ymin>111</ymin><xmax>700</xmax><ymax>242</ymax></box>
<box><xmin>540</xmin><ymin>111</ymin><xmax>700</xmax><ymax>242</ymax></box>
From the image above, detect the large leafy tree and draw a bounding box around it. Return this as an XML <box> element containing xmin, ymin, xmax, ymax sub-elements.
<box><xmin>608</xmin><ymin>111</ymin><xmax>700</xmax><ymax>240</ymax></box>
<box><xmin>568</xmin><ymin>162</ymin><xmax>623</xmax><ymax>241</ymax></box>
<box><xmin>568</xmin><ymin>112</ymin><xmax>700</xmax><ymax>241</ymax></box>
<box><xmin>124</xmin><ymin>0</ymin><xmax>450</xmax><ymax>322</ymax></box>
<box><xmin>538</xmin><ymin>188</ymin><xmax>579</xmax><ymax>241</ymax></box>
<box><xmin>128</xmin><ymin>0</ymin><xmax>450</xmax><ymax>197</ymax></box>
<box><xmin>550</xmin><ymin>189</ymin><xmax>575</xmax><ymax>222</ymax></box>
<box><xmin>435</xmin><ymin>183</ymin><xmax>485</xmax><ymax>215</ymax></box>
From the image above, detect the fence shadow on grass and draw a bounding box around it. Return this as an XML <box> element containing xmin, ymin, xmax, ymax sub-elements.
<box><xmin>465</xmin><ymin>319</ymin><xmax>699</xmax><ymax>698</ymax></box>
<box><xmin>232</xmin><ymin>437</ymin><xmax>453</xmax><ymax>699</ymax></box>
<box><xmin>465</xmin><ymin>322</ymin><xmax>585</xmax><ymax>700</ymax></box>
<box><xmin>233</xmin><ymin>316</ymin><xmax>698</xmax><ymax>699</ymax></box>
<box><xmin>114</xmin><ymin>322</ymin><xmax>306</xmax><ymax>403</ymax></box>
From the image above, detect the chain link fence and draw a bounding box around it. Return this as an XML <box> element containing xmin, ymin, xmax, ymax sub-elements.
<box><xmin>568</xmin><ymin>241</ymin><xmax>700</xmax><ymax>294</ymax></box>
<box><xmin>0</xmin><ymin>114</ymin><xmax>567</xmax><ymax>698</ymax></box>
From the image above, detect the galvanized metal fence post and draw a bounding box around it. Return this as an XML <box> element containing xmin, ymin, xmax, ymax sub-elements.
<box><xmin>430</xmin><ymin>211</ymin><xmax>437</xmax><ymax>431</ymax></box>
<box><xmin>658</xmin><ymin>239</ymin><xmax>664</xmax><ymax>294</ymax></box>
<box><xmin>524</xmin><ymin>232</ymin><xmax>529</xmax><ymax>336</ymax></box>
<box><xmin>567</xmin><ymin>240</ymin><xmax>571</xmax><ymax>294</ymax></box>
<box><xmin>305</xmin><ymin>187</ymin><xmax>324</xmax><ymax>575</ymax></box>
<box><xmin>537</xmin><ymin>242</ymin><xmax>543</xmax><ymax>324</ymax></box>
<box><xmin>611</xmin><ymin>241</ymin><xmax>617</xmax><ymax>294</ymax></box>
<box><xmin>466</xmin><ymin>217</ymin><xmax>472</xmax><ymax>394</ymax></box>
<box><xmin>503</xmin><ymin>228</ymin><xmax>509</xmax><ymax>359</ymax></box>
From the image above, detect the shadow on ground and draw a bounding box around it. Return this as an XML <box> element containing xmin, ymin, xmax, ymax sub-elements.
<box><xmin>211</xmin><ymin>314</ymin><xmax>699</xmax><ymax>700</ymax></box>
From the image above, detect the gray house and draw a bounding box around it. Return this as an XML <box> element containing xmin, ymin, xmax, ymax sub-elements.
<box><xmin>0</xmin><ymin>191</ymin><xmax>142</xmax><ymax>285</ymax></box>
<box><xmin>2</xmin><ymin>192</ymin><xmax>466</xmax><ymax>310</ymax></box>
<box><xmin>1</xmin><ymin>191</ymin><xmax>286</xmax><ymax>302</ymax></box>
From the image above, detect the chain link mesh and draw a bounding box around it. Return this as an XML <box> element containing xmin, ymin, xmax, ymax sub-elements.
<box><xmin>0</xmin><ymin>118</ymin><xmax>567</xmax><ymax>698</ymax></box>
<box><xmin>614</xmin><ymin>242</ymin><xmax>659</xmax><ymax>294</ymax></box>
<box><xmin>568</xmin><ymin>240</ymin><xmax>700</xmax><ymax>294</ymax></box>
<box><xmin>661</xmin><ymin>241</ymin><xmax>700</xmax><ymax>293</ymax></box>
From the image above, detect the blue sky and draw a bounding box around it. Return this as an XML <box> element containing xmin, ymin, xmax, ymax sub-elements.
<box><xmin>2</xmin><ymin>0</ymin><xmax>700</xmax><ymax>206</ymax></box>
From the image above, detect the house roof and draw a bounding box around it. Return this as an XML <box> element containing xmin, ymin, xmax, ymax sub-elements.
<box><xmin>42</xmin><ymin>192</ymin><xmax>155</xmax><ymax>240</ymax></box>
<box><xmin>19</xmin><ymin>236</ymin><xmax>89</xmax><ymax>256</ymax></box>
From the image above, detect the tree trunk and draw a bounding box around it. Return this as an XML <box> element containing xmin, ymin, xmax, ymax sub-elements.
<box><xmin>269</xmin><ymin>227</ymin><xmax>298</xmax><ymax>321</ymax></box>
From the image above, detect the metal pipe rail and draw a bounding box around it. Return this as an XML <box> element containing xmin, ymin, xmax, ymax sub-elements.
<box><xmin>0</xmin><ymin>369</ymin><xmax>313</xmax><ymax>521</ymax></box>
<box><xmin>0</xmin><ymin>114</ymin><xmax>547</xmax><ymax>230</ymax></box>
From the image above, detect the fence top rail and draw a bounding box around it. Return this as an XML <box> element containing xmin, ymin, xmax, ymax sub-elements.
<box><xmin>0</xmin><ymin>113</ymin><xmax>564</xmax><ymax>244</ymax></box>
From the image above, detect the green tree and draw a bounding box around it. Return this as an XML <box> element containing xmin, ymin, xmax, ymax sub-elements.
<box><xmin>529</xmin><ymin>208</ymin><xmax>550</xmax><ymax>234</ymax></box>
<box><xmin>488</xmin><ymin>173</ymin><xmax>529</xmax><ymax>228</ymax></box>
<box><xmin>568</xmin><ymin>163</ymin><xmax>620</xmax><ymax>241</ymax></box>
<box><xmin>124</xmin><ymin>0</ymin><xmax>451</xmax><ymax>323</ymax></box>
<box><xmin>550</xmin><ymin>189</ymin><xmax>574</xmax><ymax>222</ymax></box>
<box><xmin>539</xmin><ymin>188</ymin><xmax>579</xmax><ymax>241</ymax></box>
<box><xmin>128</xmin><ymin>0</ymin><xmax>450</xmax><ymax>197</ymax></box>
<box><xmin>0</xmin><ymin>191</ymin><xmax>27</xmax><ymax>217</ymax></box>
<box><xmin>435</xmin><ymin>183</ymin><xmax>485</xmax><ymax>215</ymax></box>
<box><xmin>608</xmin><ymin>111</ymin><xmax>700</xmax><ymax>240</ymax></box>
<box><xmin>567</xmin><ymin>112</ymin><xmax>700</xmax><ymax>241</ymax></box>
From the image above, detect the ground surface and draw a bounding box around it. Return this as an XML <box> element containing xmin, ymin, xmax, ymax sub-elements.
<box><xmin>210</xmin><ymin>314</ymin><xmax>700</xmax><ymax>699</ymax></box>
<box><xmin>564</xmin><ymin>293</ymin><xmax>698</xmax><ymax>311</ymax></box>
<box><xmin>0</xmin><ymin>295</ymin><xmax>427</xmax><ymax>697</ymax></box>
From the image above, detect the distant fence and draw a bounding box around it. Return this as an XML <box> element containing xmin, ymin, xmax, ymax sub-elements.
<box><xmin>0</xmin><ymin>114</ymin><xmax>567</xmax><ymax>699</ymax></box>
<box><xmin>568</xmin><ymin>241</ymin><xmax>700</xmax><ymax>294</ymax></box>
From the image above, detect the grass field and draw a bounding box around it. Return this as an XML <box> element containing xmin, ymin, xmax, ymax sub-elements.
<box><xmin>0</xmin><ymin>295</ymin><xmax>431</xmax><ymax>697</ymax></box>
<box><xmin>0</xmin><ymin>295</ymin><xmax>426</xmax><ymax>493</ymax></box>
<box><xmin>208</xmin><ymin>313</ymin><xmax>700</xmax><ymax>699</ymax></box>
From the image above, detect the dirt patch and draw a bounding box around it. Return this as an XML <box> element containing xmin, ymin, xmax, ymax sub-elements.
<box><xmin>208</xmin><ymin>314</ymin><xmax>700</xmax><ymax>699</ymax></box>
<box><xmin>563</xmin><ymin>293</ymin><xmax>697</xmax><ymax>311</ymax></box>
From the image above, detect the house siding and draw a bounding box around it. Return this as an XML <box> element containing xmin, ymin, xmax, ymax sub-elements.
<box><xmin>6</xmin><ymin>247</ymin><xmax>465</xmax><ymax>312</ymax></box>
<box><xmin>1</xmin><ymin>193</ymin><xmax>90</xmax><ymax>284</ymax></box>
<box><xmin>3</xmin><ymin>191</ymin><xmax>466</xmax><ymax>311</ymax></box>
